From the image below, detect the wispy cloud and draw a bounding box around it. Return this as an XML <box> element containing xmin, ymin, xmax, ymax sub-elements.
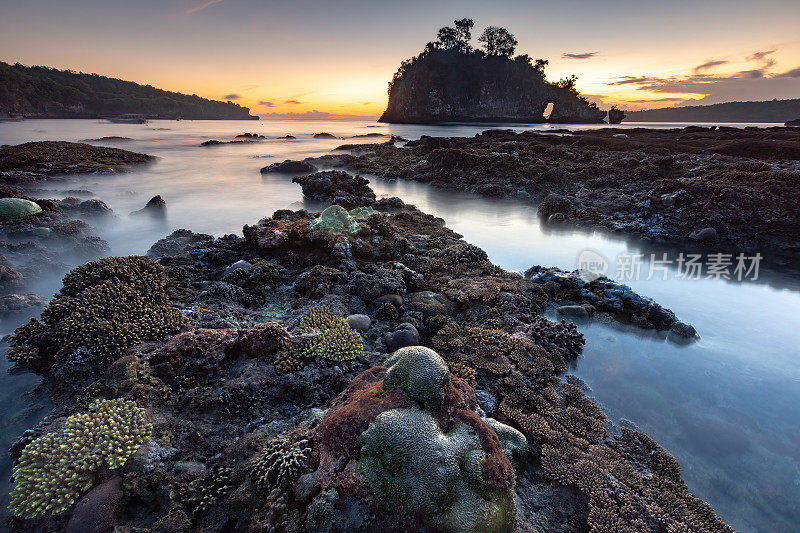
<box><xmin>223</xmin><ymin>93</ymin><xmax>241</xmax><ymax>100</ymax></box>
<box><xmin>186</xmin><ymin>0</ymin><xmax>225</xmax><ymax>15</ymax></box>
<box><xmin>561</xmin><ymin>52</ymin><xmax>598</xmax><ymax>60</ymax></box>
<box><xmin>259</xmin><ymin>100</ymin><xmax>275</xmax><ymax>107</ymax></box>
<box><xmin>260</xmin><ymin>110</ymin><xmax>377</xmax><ymax>120</ymax></box>
<box><xmin>693</xmin><ymin>59</ymin><xmax>728</xmax><ymax>73</ymax></box>
<box><xmin>284</xmin><ymin>99</ymin><xmax>301</xmax><ymax>105</ymax></box>
<box><xmin>747</xmin><ymin>49</ymin><xmax>776</xmax><ymax>62</ymax></box>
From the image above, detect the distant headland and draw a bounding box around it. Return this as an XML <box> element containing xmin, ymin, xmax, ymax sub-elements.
<box><xmin>379</xmin><ymin>19</ymin><xmax>607</xmax><ymax>124</ymax></box>
<box><xmin>0</xmin><ymin>61</ymin><xmax>258</xmax><ymax>120</ymax></box>
<box><xmin>626</xmin><ymin>98</ymin><xmax>800</xmax><ymax>123</ymax></box>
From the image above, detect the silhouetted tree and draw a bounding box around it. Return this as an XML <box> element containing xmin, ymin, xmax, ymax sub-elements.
<box><xmin>534</xmin><ymin>58</ymin><xmax>549</xmax><ymax>77</ymax></box>
<box><xmin>436</xmin><ymin>26</ymin><xmax>459</xmax><ymax>50</ymax></box>
<box><xmin>437</xmin><ymin>18</ymin><xmax>474</xmax><ymax>52</ymax></box>
<box><xmin>556</xmin><ymin>74</ymin><xmax>579</xmax><ymax>94</ymax></box>
<box><xmin>454</xmin><ymin>18</ymin><xmax>474</xmax><ymax>52</ymax></box>
<box><xmin>478</xmin><ymin>26</ymin><xmax>517</xmax><ymax>58</ymax></box>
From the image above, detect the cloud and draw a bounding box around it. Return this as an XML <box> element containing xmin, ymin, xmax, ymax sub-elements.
<box><xmin>259</xmin><ymin>110</ymin><xmax>378</xmax><ymax>120</ymax></box>
<box><xmin>284</xmin><ymin>99</ymin><xmax>301</xmax><ymax>105</ymax></box>
<box><xmin>362</xmin><ymin>102</ymin><xmax>373</xmax><ymax>105</ymax></box>
<box><xmin>186</xmin><ymin>0</ymin><xmax>224</xmax><ymax>15</ymax></box>
<box><xmin>626</xmin><ymin>97</ymin><xmax>687</xmax><ymax>103</ymax></box>
<box><xmin>258</xmin><ymin>100</ymin><xmax>275</xmax><ymax>107</ymax></box>
<box><xmin>693</xmin><ymin>59</ymin><xmax>728</xmax><ymax>73</ymax></box>
<box><xmin>776</xmin><ymin>67</ymin><xmax>800</xmax><ymax>78</ymax></box>
<box><xmin>223</xmin><ymin>93</ymin><xmax>241</xmax><ymax>100</ymax></box>
<box><xmin>561</xmin><ymin>52</ymin><xmax>598</xmax><ymax>60</ymax></box>
<box><xmin>747</xmin><ymin>49</ymin><xmax>776</xmax><ymax>62</ymax></box>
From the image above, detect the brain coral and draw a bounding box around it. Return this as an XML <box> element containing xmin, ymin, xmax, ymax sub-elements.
<box><xmin>10</xmin><ymin>398</ymin><xmax>151</xmax><ymax>518</ymax></box>
<box><xmin>310</xmin><ymin>205</ymin><xmax>360</xmax><ymax>235</ymax></box>
<box><xmin>350</xmin><ymin>345</ymin><xmax>520</xmax><ymax>532</ymax></box>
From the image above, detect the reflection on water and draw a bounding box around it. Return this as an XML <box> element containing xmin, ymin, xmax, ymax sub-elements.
<box><xmin>0</xmin><ymin>119</ymin><xmax>798</xmax><ymax>531</ymax></box>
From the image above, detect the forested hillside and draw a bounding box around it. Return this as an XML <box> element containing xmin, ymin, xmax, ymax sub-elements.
<box><xmin>0</xmin><ymin>62</ymin><xmax>257</xmax><ymax>119</ymax></box>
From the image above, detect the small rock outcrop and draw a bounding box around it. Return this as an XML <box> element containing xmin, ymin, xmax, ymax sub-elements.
<box><xmin>130</xmin><ymin>195</ymin><xmax>166</xmax><ymax>218</ymax></box>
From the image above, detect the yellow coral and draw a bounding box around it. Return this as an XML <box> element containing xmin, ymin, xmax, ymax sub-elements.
<box><xmin>10</xmin><ymin>398</ymin><xmax>151</xmax><ymax>518</ymax></box>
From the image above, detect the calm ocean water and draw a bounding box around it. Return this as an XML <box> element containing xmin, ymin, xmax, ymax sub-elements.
<box><xmin>0</xmin><ymin>119</ymin><xmax>798</xmax><ymax>531</ymax></box>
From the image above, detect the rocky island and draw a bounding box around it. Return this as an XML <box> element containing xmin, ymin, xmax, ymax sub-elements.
<box><xmin>379</xmin><ymin>19</ymin><xmax>607</xmax><ymax>124</ymax></box>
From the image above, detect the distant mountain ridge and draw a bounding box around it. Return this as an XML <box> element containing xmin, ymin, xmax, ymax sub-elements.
<box><xmin>0</xmin><ymin>61</ymin><xmax>257</xmax><ymax>120</ymax></box>
<box><xmin>626</xmin><ymin>99</ymin><xmax>800</xmax><ymax>123</ymax></box>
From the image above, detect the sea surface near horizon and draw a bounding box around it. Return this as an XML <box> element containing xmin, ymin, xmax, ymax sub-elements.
<box><xmin>0</xmin><ymin>118</ymin><xmax>798</xmax><ymax>532</ymax></box>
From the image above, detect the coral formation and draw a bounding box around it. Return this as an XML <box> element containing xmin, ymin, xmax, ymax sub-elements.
<box><xmin>291</xmin><ymin>305</ymin><xmax>363</xmax><ymax>361</ymax></box>
<box><xmin>251</xmin><ymin>434</ymin><xmax>311</xmax><ymax>492</ymax></box>
<box><xmin>310</xmin><ymin>205</ymin><xmax>360</xmax><ymax>236</ymax></box>
<box><xmin>10</xmin><ymin>398</ymin><xmax>150</xmax><ymax>518</ymax></box>
<box><xmin>6</xmin><ymin>256</ymin><xmax>189</xmax><ymax>372</ymax></box>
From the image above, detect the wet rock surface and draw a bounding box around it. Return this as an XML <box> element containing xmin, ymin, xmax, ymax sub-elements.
<box><xmin>305</xmin><ymin>126</ymin><xmax>800</xmax><ymax>256</ymax></box>
<box><xmin>4</xmin><ymin>190</ymin><xmax>730</xmax><ymax>531</ymax></box>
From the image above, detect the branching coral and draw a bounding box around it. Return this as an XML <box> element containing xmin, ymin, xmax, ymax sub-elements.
<box><xmin>10</xmin><ymin>398</ymin><xmax>151</xmax><ymax>518</ymax></box>
<box><xmin>7</xmin><ymin>256</ymin><xmax>189</xmax><ymax>372</ymax></box>
<box><xmin>251</xmin><ymin>434</ymin><xmax>311</xmax><ymax>493</ymax></box>
<box><xmin>291</xmin><ymin>305</ymin><xmax>363</xmax><ymax>361</ymax></box>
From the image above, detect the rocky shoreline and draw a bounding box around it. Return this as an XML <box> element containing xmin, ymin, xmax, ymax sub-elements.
<box><xmin>288</xmin><ymin>126</ymin><xmax>800</xmax><ymax>259</ymax></box>
<box><xmin>2</xmin><ymin>185</ymin><xmax>728</xmax><ymax>531</ymax></box>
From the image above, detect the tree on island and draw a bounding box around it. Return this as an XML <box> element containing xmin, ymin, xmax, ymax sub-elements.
<box><xmin>478</xmin><ymin>26</ymin><xmax>518</xmax><ymax>58</ymax></box>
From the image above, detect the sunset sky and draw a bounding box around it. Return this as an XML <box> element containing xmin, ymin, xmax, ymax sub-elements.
<box><xmin>2</xmin><ymin>0</ymin><xmax>799</xmax><ymax>118</ymax></box>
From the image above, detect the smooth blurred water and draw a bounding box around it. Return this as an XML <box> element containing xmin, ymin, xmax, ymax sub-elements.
<box><xmin>0</xmin><ymin>119</ymin><xmax>797</xmax><ymax>531</ymax></box>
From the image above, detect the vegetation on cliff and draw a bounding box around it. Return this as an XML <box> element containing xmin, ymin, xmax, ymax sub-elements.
<box><xmin>626</xmin><ymin>98</ymin><xmax>800</xmax><ymax>123</ymax></box>
<box><xmin>380</xmin><ymin>19</ymin><xmax>606</xmax><ymax>124</ymax></box>
<box><xmin>0</xmin><ymin>61</ymin><xmax>257</xmax><ymax>119</ymax></box>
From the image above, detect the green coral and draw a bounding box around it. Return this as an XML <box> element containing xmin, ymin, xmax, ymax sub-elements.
<box><xmin>310</xmin><ymin>205</ymin><xmax>359</xmax><ymax>235</ymax></box>
<box><xmin>348</xmin><ymin>206</ymin><xmax>376</xmax><ymax>220</ymax></box>
<box><xmin>10</xmin><ymin>398</ymin><xmax>151</xmax><ymax>518</ymax></box>
<box><xmin>359</xmin><ymin>408</ymin><xmax>514</xmax><ymax>533</ymax></box>
<box><xmin>291</xmin><ymin>305</ymin><xmax>363</xmax><ymax>361</ymax></box>
<box><xmin>383</xmin><ymin>346</ymin><xmax>450</xmax><ymax>411</ymax></box>
<box><xmin>358</xmin><ymin>346</ymin><xmax>519</xmax><ymax>532</ymax></box>
<box><xmin>0</xmin><ymin>198</ymin><xmax>42</xmax><ymax>219</ymax></box>
<box><xmin>7</xmin><ymin>256</ymin><xmax>189</xmax><ymax>370</ymax></box>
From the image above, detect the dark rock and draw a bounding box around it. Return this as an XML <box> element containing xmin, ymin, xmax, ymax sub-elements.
<box><xmin>294</xmin><ymin>471</ymin><xmax>321</xmax><ymax>504</ymax></box>
<box><xmin>261</xmin><ymin>159</ymin><xmax>317</xmax><ymax>174</ymax></box>
<box><xmin>670</xmin><ymin>321</ymin><xmax>697</xmax><ymax>338</ymax></box>
<box><xmin>130</xmin><ymin>195</ymin><xmax>166</xmax><ymax>218</ymax></box>
<box><xmin>313</xmin><ymin>133</ymin><xmax>337</xmax><ymax>139</ymax></box>
<box><xmin>0</xmin><ymin>293</ymin><xmax>48</xmax><ymax>315</ymax></box>
<box><xmin>235</xmin><ymin>133</ymin><xmax>266</xmax><ymax>139</ymax></box>
<box><xmin>383</xmin><ymin>322</ymin><xmax>420</xmax><ymax>351</ymax></box>
<box><xmin>689</xmin><ymin>227</ymin><xmax>718</xmax><ymax>242</ymax></box>
<box><xmin>147</xmin><ymin>229</ymin><xmax>213</xmax><ymax>258</ymax></box>
<box><xmin>292</xmin><ymin>170</ymin><xmax>376</xmax><ymax>209</ymax></box>
<box><xmin>65</xmin><ymin>477</ymin><xmax>123</xmax><ymax>533</ymax></box>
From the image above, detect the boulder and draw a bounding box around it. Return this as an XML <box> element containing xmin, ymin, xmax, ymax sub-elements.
<box><xmin>670</xmin><ymin>321</ymin><xmax>697</xmax><ymax>338</ymax></box>
<box><xmin>689</xmin><ymin>227</ymin><xmax>718</xmax><ymax>242</ymax></box>
<box><xmin>130</xmin><ymin>195</ymin><xmax>166</xmax><ymax>218</ymax></box>
<box><xmin>346</xmin><ymin>314</ymin><xmax>372</xmax><ymax>333</ymax></box>
<box><xmin>405</xmin><ymin>291</ymin><xmax>454</xmax><ymax>318</ymax></box>
<box><xmin>383</xmin><ymin>323</ymin><xmax>420</xmax><ymax>351</ymax></box>
<box><xmin>65</xmin><ymin>477</ymin><xmax>123</xmax><ymax>533</ymax></box>
<box><xmin>313</xmin><ymin>133</ymin><xmax>336</xmax><ymax>139</ymax></box>
<box><xmin>556</xmin><ymin>305</ymin><xmax>589</xmax><ymax>320</ymax></box>
<box><xmin>260</xmin><ymin>160</ymin><xmax>317</xmax><ymax>174</ymax></box>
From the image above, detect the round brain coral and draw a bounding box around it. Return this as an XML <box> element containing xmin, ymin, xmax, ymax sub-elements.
<box><xmin>10</xmin><ymin>398</ymin><xmax>151</xmax><ymax>518</ymax></box>
<box><xmin>310</xmin><ymin>205</ymin><xmax>360</xmax><ymax>235</ymax></box>
<box><xmin>292</xmin><ymin>305</ymin><xmax>363</xmax><ymax>361</ymax></box>
<box><xmin>383</xmin><ymin>346</ymin><xmax>450</xmax><ymax>411</ymax></box>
